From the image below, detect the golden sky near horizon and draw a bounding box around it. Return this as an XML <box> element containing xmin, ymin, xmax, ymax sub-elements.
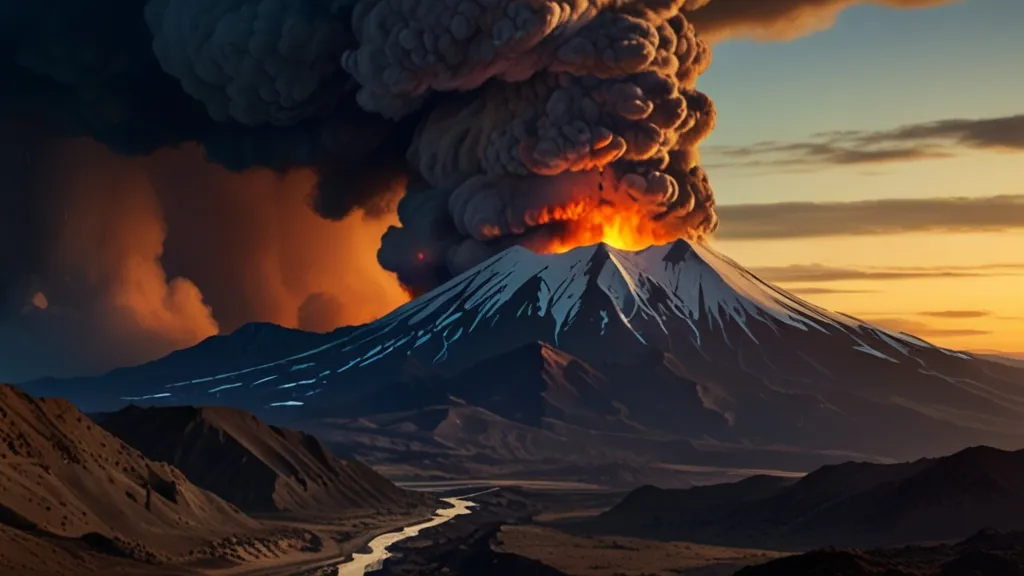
<box><xmin>714</xmin><ymin>232</ymin><xmax>1024</xmax><ymax>355</ymax></box>
<box><xmin>697</xmin><ymin>2</ymin><xmax>1024</xmax><ymax>356</ymax></box>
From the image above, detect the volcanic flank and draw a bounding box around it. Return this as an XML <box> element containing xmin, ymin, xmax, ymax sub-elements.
<box><xmin>26</xmin><ymin>240</ymin><xmax>1024</xmax><ymax>486</ymax></box>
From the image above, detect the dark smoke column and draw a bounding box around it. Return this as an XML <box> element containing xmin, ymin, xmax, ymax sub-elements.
<box><xmin>349</xmin><ymin>0</ymin><xmax>720</xmax><ymax>294</ymax></box>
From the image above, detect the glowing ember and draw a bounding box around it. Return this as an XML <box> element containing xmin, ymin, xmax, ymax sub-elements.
<box><xmin>30</xmin><ymin>291</ymin><xmax>49</xmax><ymax>310</ymax></box>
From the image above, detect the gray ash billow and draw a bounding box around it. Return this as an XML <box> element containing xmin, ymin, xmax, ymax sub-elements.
<box><xmin>355</xmin><ymin>0</ymin><xmax>719</xmax><ymax>293</ymax></box>
<box><xmin>4</xmin><ymin>0</ymin><xmax>720</xmax><ymax>297</ymax></box>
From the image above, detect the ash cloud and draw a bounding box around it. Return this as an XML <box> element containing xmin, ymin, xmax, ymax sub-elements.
<box><xmin>5</xmin><ymin>0</ymin><xmax>723</xmax><ymax>302</ymax></box>
<box><xmin>2</xmin><ymin>0</ymin><xmax>954</xmax><ymax>379</ymax></box>
<box><xmin>0</xmin><ymin>139</ymin><xmax>408</xmax><ymax>382</ymax></box>
<box><xmin>0</xmin><ymin>139</ymin><xmax>219</xmax><ymax>382</ymax></box>
<box><xmin>363</xmin><ymin>0</ymin><xmax>722</xmax><ymax>291</ymax></box>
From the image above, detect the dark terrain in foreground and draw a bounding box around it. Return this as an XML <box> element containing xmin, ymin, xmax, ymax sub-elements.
<box><xmin>738</xmin><ymin>529</ymin><xmax>1024</xmax><ymax>576</ymax></box>
<box><xmin>352</xmin><ymin>481</ymin><xmax>1024</xmax><ymax>576</ymax></box>
<box><xmin>0</xmin><ymin>384</ymin><xmax>434</xmax><ymax>576</ymax></box>
<box><xmin>367</xmin><ymin>488</ymin><xmax>785</xmax><ymax>576</ymax></box>
<box><xmin>587</xmin><ymin>445</ymin><xmax>1024</xmax><ymax>550</ymax></box>
<box><xmin>7</xmin><ymin>384</ymin><xmax>1024</xmax><ymax>576</ymax></box>
<box><xmin>97</xmin><ymin>404</ymin><xmax>432</xmax><ymax>516</ymax></box>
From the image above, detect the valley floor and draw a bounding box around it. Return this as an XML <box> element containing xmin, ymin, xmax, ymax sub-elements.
<box><xmin>366</xmin><ymin>487</ymin><xmax>790</xmax><ymax>576</ymax></box>
<box><xmin>0</xmin><ymin>509</ymin><xmax>435</xmax><ymax>576</ymax></box>
<box><xmin>208</xmin><ymin>510</ymin><xmax>438</xmax><ymax>576</ymax></box>
<box><xmin>495</xmin><ymin>525</ymin><xmax>787</xmax><ymax>576</ymax></box>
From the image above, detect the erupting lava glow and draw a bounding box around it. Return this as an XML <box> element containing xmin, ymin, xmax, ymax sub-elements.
<box><xmin>542</xmin><ymin>204</ymin><xmax>686</xmax><ymax>254</ymax></box>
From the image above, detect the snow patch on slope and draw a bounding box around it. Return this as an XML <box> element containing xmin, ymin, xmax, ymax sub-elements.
<box><xmin>153</xmin><ymin>240</ymin><xmax>969</xmax><ymax>398</ymax></box>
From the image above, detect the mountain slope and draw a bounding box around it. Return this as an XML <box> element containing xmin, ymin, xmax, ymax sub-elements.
<box><xmin>25</xmin><ymin>322</ymin><xmax>337</xmax><ymax>404</ymax></box>
<box><xmin>0</xmin><ymin>384</ymin><xmax>257</xmax><ymax>574</ymax></box>
<box><xmin>592</xmin><ymin>446</ymin><xmax>1024</xmax><ymax>550</ymax></box>
<box><xmin>22</xmin><ymin>240</ymin><xmax>1024</xmax><ymax>478</ymax></box>
<box><xmin>96</xmin><ymin>405</ymin><xmax>434</xmax><ymax>516</ymax></box>
<box><xmin>738</xmin><ymin>529</ymin><xmax>1024</xmax><ymax>576</ymax></box>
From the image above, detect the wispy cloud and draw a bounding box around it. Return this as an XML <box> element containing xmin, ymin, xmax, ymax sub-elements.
<box><xmin>862</xmin><ymin>317</ymin><xmax>991</xmax><ymax>338</ymax></box>
<box><xmin>823</xmin><ymin>115</ymin><xmax>1024</xmax><ymax>152</ymax></box>
<box><xmin>688</xmin><ymin>0</ymin><xmax>956</xmax><ymax>43</ymax></box>
<box><xmin>917</xmin><ymin>310</ymin><xmax>991</xmax><ymax>319</ymax></box>
<box><xmin>753</xmin><ymin>262</ymin><xmax>1024</xmax><ymax>284</ymax></box>
<box><xmin>783</xmin><ymin>286</ymin><xmax>876</xmax><ymax>296</ymax></box>
<box><xmin>972</xmin><ymin>350</ymin><xmax>1024</xmax><ymax>363</ymax></box>
<box><xmin>716</xmin><ymin>195</ymin><xmax>1024</xmax><ymax>240</ymax></box>
<box><xmin>706</xmin><ymin>114</ymin><xmax>1024</xmax><ymax>171</ymax></box>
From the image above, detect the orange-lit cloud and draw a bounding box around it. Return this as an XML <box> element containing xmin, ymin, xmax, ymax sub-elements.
<box><xmin>859</xmin><ymin>317</ymin><xmax>991</xmax><ymax>338</ymax></box>
<box><xmin>0</xmin><ymin>140</ymin><xmax>219</xmax><ymax>381</ymax></box>
<box><xmin>718</xmin><ymin>196</ymin><xmax>1024</xmax><ymax>241</ymax></box>
<box><xmin>918</xmin><ymin>310</ymin><xmax>991</xmax><ymax>319</ymax></box>
<box><xmin>0</xmin><ymin>140</ymin><xmax>408</xmax><ymax>382</ymax></box>
<box><xmin>146</xmin><ymin>143</ymin><xmax>409</xmax><ymax>333</ymax></box>
<box><xmin>752</xmin><ymin>262</ymin><xmax>1024</xmax><ymax>283</ymax></box>
<box><xmin>783</xmin><ymin>286</ymin><xmax>876</xmax><ymax>296</ymax></box>
<box><xmin>689</xmin><ymin>0</ymin><xmax>958</xmax><ymax>43</ymax></box>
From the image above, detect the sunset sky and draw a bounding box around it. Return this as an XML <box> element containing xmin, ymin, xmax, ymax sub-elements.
<box><xmin>3</xmin><ymin>0</ymin><xmax>1023</xmax><ymax>384</ymax></box>
<box><xmin>701</xmin><ymin>0</ymin><xmax>1024</xmax><ymax>356</ymax></box>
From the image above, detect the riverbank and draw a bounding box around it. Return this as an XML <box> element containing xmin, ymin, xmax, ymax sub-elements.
<box><xmin>200</xmin><ymin>508</ymin><xmax>438</xmax><ymax>576</ymax></box>
<box><xmin>336</xmin><ymin>493</ymin><xmax>485</xmax><ymax>575</ymax></box>
<box><xmin>362</xmin><ymin>487</ymin><xmax>787</xmax><ymax>576</ymax></box>
<box><xmin>238</xmin><ymin>489</ymin><xmax>496</xmax><ymax>576</ymax></box>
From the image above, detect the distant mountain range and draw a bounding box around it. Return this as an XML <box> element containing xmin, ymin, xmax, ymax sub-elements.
<box><xmin>591</xmin><ymin>446</ymin><xmax>1024</xmax><ymax>550</ymax></box>
<box><xmin>21</xmin><ymin>240</ymin><xmax>1024</xmax><ymax>484</ymax></box>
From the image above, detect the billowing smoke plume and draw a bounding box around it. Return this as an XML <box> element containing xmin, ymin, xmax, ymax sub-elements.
<box><xmin>353</xmin><ymin>0</ymin><xmax>720</xmax><ymax>292</ymax></box>
<box><xmin>5</xmin><ymin>0</ymin><xmax>719</xmax><ymax>294</ymax></box>
<box><xmin>3</xmin><ymin>0</ymin><xmax>945</xmax><ymax>378</ymax></box>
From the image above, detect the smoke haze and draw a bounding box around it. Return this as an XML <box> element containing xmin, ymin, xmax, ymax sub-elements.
<box><xmin>2</xmin><ymin>0</ymin><xmax>949</xmax><ymax>380</ymax></box>
<box><xmin>0</xmin><ymin>139</ymin><xmax>407</xmax><ymax>382</ymax></box>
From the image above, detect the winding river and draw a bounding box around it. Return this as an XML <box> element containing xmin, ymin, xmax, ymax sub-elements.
<box><xmin>335</xmin><ymin>488</ymin><xmax>496</xmax><ymax>575</ymax></box>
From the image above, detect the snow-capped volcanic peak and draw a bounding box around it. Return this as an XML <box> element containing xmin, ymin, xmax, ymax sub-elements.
<box><xmin>602</xmin><ymin>241</ymin><xmax>844</xmax><ymax>334</ymax></box>
<box><xmin>147</xmin><ymin>239</ymin><xmax>967</xmax><ymax>406</ymax></box>
<box><xmin>356</xmin><ymin>238</ymin><xmax>841</xmax><ymax>350</ymax></box>
<box><xmin>636</xmin><ymin>241</ymin><xmax>966</xmax><ymax>357</ymax></box>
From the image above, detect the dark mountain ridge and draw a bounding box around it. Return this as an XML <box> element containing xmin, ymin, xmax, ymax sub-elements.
<box><xmin>0</xmin><ymin>384</ymin><xmax>256</xmax><ymax>573</ymax></box>
<box><xmin>739</xmin><ymin>528</ymin><xmax>1024</xmax><ymax>576</ymax></box>
<box><xmin>19</xmin><ymin>240</ymin><xmax>1024</xmax><ymax>484</ymax></box>
<box><xmin>96</xmin><ymin>404</ymin><xmax>434</xmax><ymax>516</ymax></box>
<box><xmin>592</xmin><ymin>445</ymin><xmax>1024</xmax><ymax>550</ymax></box>
<box><xmin>25</xmin><ymin>322</ymin><xmax>339</xmax><ymax>400</ymax></box>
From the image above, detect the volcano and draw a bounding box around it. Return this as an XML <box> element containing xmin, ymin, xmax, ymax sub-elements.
<box><xmin>23</xmin><ymin>240</ymin><xmax>1024</xmax><ymax>484</ymax></box>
